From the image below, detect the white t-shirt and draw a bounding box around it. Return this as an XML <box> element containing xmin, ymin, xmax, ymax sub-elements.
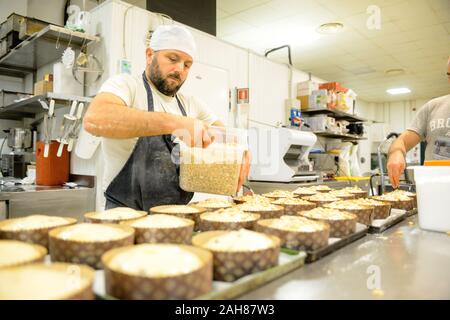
<box><xmin>98</xmin><ymin>73</ymin><xmax>218</xmax><ymax>191</ymax></box>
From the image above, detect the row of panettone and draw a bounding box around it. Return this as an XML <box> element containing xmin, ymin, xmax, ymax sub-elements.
<box><xmin>0</xmin><ymin>186</ymin><xmax>416</xmax><ymax>300</ymax></box>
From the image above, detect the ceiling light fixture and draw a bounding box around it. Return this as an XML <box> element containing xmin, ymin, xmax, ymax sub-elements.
<box><xmin>317</xmin><ymin>22</ymin><xmax>344</xmax><ymax>34</ymax></box>
<box><xmin>386</xmin><ymin>87</ymin><xmax>411</xmax><ymax>95</ymax></box>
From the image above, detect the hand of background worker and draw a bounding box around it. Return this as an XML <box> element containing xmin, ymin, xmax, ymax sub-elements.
<box><xmin>387</xmin><ymin>150</ymin><xmax>406</xmax><ymax>189</ymax></box>
<box><xmin>237</xmin><ymin>150</ymin><xmax>252</xmax><ymax>192</ymax></box>
<box><xmin>173</xmin><ymin>117</ymin><xmax>213</xmax><ymax>148</ymax></box>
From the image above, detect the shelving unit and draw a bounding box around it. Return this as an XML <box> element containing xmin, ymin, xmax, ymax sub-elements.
<box><xmin>313</xmin><ymin>131</ymin><xmax>367</xmax><ymax>141</ymax></box>
<box><xmin>0</xmin><ymin>24</ymin><xmax>100</xmax><ymax>77</ymax></box>
<box><xmin>301</xmin><ymin>108</ymin><xmax>366</xmax><ymax>123</ymax></box>
<box><xmin>0</xmin><ymin>93</ymin><xmax>92</xmax><ymax>120</ymax></box>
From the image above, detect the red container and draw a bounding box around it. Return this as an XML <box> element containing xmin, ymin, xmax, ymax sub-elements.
<box><xmin>319</xmin><ymin>82</ymin><xmax>348</xmax><ymax>92</ymax></box>
<box><xmin>36</xmin><ymin>140</ymin><xmax>69</xmax><ymax>186</ymax></box>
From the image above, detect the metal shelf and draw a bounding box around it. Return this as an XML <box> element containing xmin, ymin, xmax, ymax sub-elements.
<box><xmin>0</xmin><ymin>24</ymin><xmax>100</xmax><ymax>77</ymax></box>
<box><xmin>301</xmin><ymin>108</ymin><xmax>366</xmax><ymax>122</ymax></box>
<box><xmin>0</xmin><ymin>93</ymin><xmax>92</xmax><ymax>120</ymax></box>
<box><xmin>314</xmin><ymin>131</ymin><xmax>367</xmax><ymax>141</ymax></box>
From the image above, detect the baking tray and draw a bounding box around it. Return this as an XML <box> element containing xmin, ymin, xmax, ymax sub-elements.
<box><xmin>406</xmin><ymin>208</ymin><xmax>418</xmax><ymax>217</ymax></box>
<box><xmin>93</xmin><ymin>251</ymin><xmax>307</xmax><ymax>300</ymax></box>
<box><xmin>369</xmin><ymin>208</ymin><xmax>408</xmax><ymax>234</ymax></box>
<box><xmin>305</xmin><ymin>223</ymin><xmax>368</xmax><ymax>263</ymax></box>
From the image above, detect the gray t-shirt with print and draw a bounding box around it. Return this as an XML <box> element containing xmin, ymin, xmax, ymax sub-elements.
<box><xmin>407</xmin><ymin>94</ymin><xmax>450</xmax><ymax>160</ymax></box>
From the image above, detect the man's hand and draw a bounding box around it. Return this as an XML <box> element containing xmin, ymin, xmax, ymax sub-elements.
<box><xmin>387</xmin><ymin>149</ymin><xmax>406</xmax><ymax>189</ymax></box>
<box><xmin>173</xmin><ymin>117</ymin><xmax>213</xmax><ymax>148</ymax></box>
<box><xmin>237</xmin><ymin>150</ymin><xmax>251</xmax><ymax>192</ymax></box>
<box><xmin>386</xmin><ymin>131</ymin><xmax>421</xmax><ymax>189</ymax></box>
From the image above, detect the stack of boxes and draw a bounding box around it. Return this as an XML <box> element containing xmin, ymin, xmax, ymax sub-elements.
<box><xmin>297</xmin><ymin>80</ymin><xmax>357</xmax><ymax>114</ymax></box>
<box><xmin>296</xmin><ymin>80</ymin><xmax>319</xmax><ymax>110</ymax></box>
<box><xmin>34</xmin><ymin>74</ymin><xmax>53</xmax><ymax>95</ymax></box>
<box><xmin>0</xmin><ymin>13</ymin><xmax>48</xmax><ymax>59</ymax></box>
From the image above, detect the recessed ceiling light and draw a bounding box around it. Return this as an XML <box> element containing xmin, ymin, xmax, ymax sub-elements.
<box><xmin>386</xmin><ymin>87</ymin><xmax>411</xmax><ymax>95</ymax></box>
<box><xmin>385</xmin><ymin>68</ymin><xmax>405</xmax><ymax>76</ymax></box>
<box><xmin>317</xmin><ymin>22</ymin><xmax>344</xmax><ymax>34</ymax></box>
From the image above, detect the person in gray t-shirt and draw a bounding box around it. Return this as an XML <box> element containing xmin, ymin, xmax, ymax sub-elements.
<box><xmin>387</xmin><ymin>58</ymin><xmax>450</xmax><ymax>188</ymax></box>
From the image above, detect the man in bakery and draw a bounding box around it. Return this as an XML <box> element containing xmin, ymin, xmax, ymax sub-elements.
<box><xmin>387</xmin><ymin>57</ymin><xmax>450</xmax><ymax>188</ymax></box>
<box><xmin>84</xmin><ymin>24</ymin><xmax>250</xmax><ymax>210</ymax></box>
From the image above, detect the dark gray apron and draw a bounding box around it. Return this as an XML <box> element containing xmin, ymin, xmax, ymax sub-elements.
<box><xmin>104</xmin><ymin>72</ymin><xmax>194</xmax><ymax>211</ymax></box>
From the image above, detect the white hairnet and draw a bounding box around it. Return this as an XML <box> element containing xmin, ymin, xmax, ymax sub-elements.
<box><xmin>149</xmin><ymin>25</ymin><xmax>197</xmax><ymax>60</ymax></box>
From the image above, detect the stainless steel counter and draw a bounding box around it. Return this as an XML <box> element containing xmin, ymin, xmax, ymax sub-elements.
<box><xmin>0</xmin><ymin>185</ymin><xmax>95</xmax><ymax>220</ymax></box>
<box><xmin>238</xmin><ymin>216</ymin><xmax>450</xmax><ymax>300</ymax></box>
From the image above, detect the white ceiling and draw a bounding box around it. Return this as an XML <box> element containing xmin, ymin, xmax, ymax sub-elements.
<box><xmin>217</xmin><ymin>0</ymin><xmax>450</xmax><ymax>102</ymax></box>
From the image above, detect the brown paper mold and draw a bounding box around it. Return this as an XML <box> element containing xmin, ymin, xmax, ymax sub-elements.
<box><xmin>292</xmin><ymin>187</ymin><xmax>318</xmax><ymax>198</ymax></box>
<box><xmin>271</xmin><ymin>197</ymin><xmax>317</xmax><ymax>215</ymax></box>
<box><xmin>328</xmin><ymin>190</ymin><xmax>357</xmax><ymax>200</ymax></box>
<box><xmin>150</xmin><ymin>205</ymin><xmax>206</xmax><ymax>230</ymax></box>
<box><xmin>372</xmin><ymin>194</ymin><xmax>414</xmax><ymax>211</ymax></box>
<box><xmin>255</xmin><ymin>215</ymin><xmax>329</xmax><ymax>251</ymax></box>
<box><xmin>102</xmin><ymin>243</ymin><xmax>213</xmax><ymax>299</ymax></box>
<box><xmin>0</xmin><ymin>262</ymin><xmax>95</xmax><ymax>300</ymax></box>
<box><xmin>192</xmin><ymin>229</ymin><xmax>280</xmax><ymax>282</ymax></box>
<box><xmin>198</xmin><ymin>207</ymin><xmax>260</xmax><ymax>231</ymax></box>
<box><xmin>84</xmin><ymin>207</ymin><xmax>147</xmax><ymax>224</ymax></box>
<box><xmin>0</xmin><ymin>215</ymin><xmax>77</xmax><ymax>249</ymax></box>
<box><xmin>192</xmin><ymin>198</ymin><xmax>234</xmax><ymax>212</ymax></box>
<box><xmin>262</xmin><ymin>189</ymin><xmax>298</xmax><ymax>200</ymax></box>
<box><xmin>298</xmin><ymin>207</ymin><xmax>357</xmax><ymax>238</ymax></box>
<box><xmin>238</xmin><ymin>201</ymin><xmax>285</xmax><ymax>219</ymax></box>
<box><xmin>0</xmin><ymin>240</ymin><xmax>47</xmax><ymax>269</ymax></box>
<box><xmin>232</xmin><ymin>194</ymin><xmax>272</xmax><ymax>205</ymax></box>
<box><xmin>324</xmin><ymin>200</ymin><xmax>374</xmax><ymax>225</ymax></box>
<box><xmin>302</xmin><ymin>193</ymin><xmax>341</xmax><ymax>207</ymax></box>
<box><xmin>351</xmin><ymin>198</ymin><xmax>391</xmax><ymax>219</ymax></box>
<box><xmin>341</xmin><ymin>186</ymin><xmax>368</xmax><ymax>199</ymax></box>
<box><xmin>121</xmin><ymin>214</ymin><xmax>194</xmax><ymax>244</ymax></box>
<box><xmin>309</xmin><ymin>185</ymin><xmax>333</xmax><ymax>193</ymax></box>
<box><xmin>49</xmin><ymin>223</ymin><xmax>135</xmax><ymax>269</ymax></box>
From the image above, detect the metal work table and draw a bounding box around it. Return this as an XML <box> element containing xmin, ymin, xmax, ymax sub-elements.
<box><xmin>239</xmin><ymin>216</ymin><xmax>450</xmax><ymax>300</ymax></box>
<box><xmin>0</xmin><ymin>184</ymin><xmax>95</xmax><ymax>220</ymax></box>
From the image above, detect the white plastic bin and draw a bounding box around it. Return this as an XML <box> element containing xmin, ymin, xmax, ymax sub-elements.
<box><xmin>413</xmin><ymin>165</ymin><xmax>450</xmax><ymax>232</ymax></box>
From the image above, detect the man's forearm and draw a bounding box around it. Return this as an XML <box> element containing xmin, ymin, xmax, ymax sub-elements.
<box><xmin>388</xmin><ymin>131</ymin><xmax>421</xmax><ymax>158</ymax></box>
<box><xmin>388</xmin><ymin>138</ymin><xmax>407</xmax><ymax>157</ymax></box>
<box><xmin>84</xmin><ymin>102</ymin><xmax>181</xmax><ymax>139</ymax></box>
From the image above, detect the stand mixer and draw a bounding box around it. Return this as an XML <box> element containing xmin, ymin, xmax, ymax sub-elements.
<box><xmin>1</xmin><ymin>128</ymin><xmax>35</xmax><ymax>178</ymax></box>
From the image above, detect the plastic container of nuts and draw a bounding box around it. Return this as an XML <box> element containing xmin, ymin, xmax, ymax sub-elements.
<box><xmin>179</xmin><ymin>126</ymin><xmax>248</xmax><ymax>196</ymax></box>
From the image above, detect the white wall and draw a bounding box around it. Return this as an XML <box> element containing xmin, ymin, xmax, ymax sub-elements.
<box><xmin>0</xmin><ymin>0</ymin><xmax>27</xmax><ymax>21</ymax></box>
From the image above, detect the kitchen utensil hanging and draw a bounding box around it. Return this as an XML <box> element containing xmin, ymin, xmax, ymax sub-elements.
<box><xmin>72</xmin><ymin>52</ymin><xmax>103</xmax><ymax>87</ymax></box>
<box><xmin>67</xmin><ymin>102</ymin><xmax>84</xmax><ymax>152</ymax></box>
<box><xmin>59</xmin><ymin>31</ymin><xmax>76</xmax><ymax>69</ymax></box>
<box><xmin>38</xmin><ymin>99</ymin><xmax>56</xmax><ymax>158</ymax></box>
<box><xmin>57</xmin><ymin>100</ymin><xmax>77</xmax><ymax>157</ymax></box>
<box><xmin>56</xmin><ymin>101</ymin><xmax>84</xmax><ymax>156</ymax></box>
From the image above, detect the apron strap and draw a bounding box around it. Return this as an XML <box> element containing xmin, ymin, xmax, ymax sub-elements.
<box><xmin>142</xmin><ymin>71</ymin><xmax>188</xmax><ymax>116</ymax></box>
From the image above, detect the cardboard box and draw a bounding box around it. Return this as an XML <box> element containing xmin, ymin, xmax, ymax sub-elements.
<box><xmin>297</xmin><ymin>95</ymin><xmax>310</xmax><ymax>110</ymax></box>
<box><xmin>34</xmin><ymin>80</ymin><xmax>53</xmax><ymax>95</ymax></box>
<box><xmin>297</xmin><ymin>81</ymin><xmax>318</xmax><ymax>96</ymax></box>
<box><xmin>319</xmin><ymin>82</ymin><xmax>347</xmax><ymax>92</ymax></box>
<box><xmin>19</xmin><ymin>16</ymin><xmax>48</xmax><ymax>40</ymax></box>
